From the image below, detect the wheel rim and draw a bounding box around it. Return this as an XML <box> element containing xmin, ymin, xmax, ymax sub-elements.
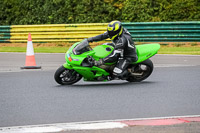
<box><xmin>59</xmin><ymin>70</ymin><xmax>80</xmax><ymax>84</ymax></box>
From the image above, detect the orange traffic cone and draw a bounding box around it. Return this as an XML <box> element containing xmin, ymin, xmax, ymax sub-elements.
<box><xmin>21</xmin><ymin>33</ymin><xmax>41</xmax><ymax>69</ymax></box>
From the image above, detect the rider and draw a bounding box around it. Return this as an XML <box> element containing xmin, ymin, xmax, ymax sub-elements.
<box><xmin>86</xmin><ymin>20</ymin><xmax>138</xmax><ymax>79</ymax></box>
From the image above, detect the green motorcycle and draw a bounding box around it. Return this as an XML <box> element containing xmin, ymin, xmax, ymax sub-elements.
<box><xmin>54</xmin><ymin>41</ymin><xmax>160</xmax><ymax>85</ymax></box>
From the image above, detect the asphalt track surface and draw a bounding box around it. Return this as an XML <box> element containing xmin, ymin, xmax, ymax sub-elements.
<box><xmin>0</xmin><ymin>53</ymin><xmax>200</xmax><ymax>127</ymax></box>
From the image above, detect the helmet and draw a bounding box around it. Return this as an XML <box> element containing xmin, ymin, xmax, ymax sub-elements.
<box><xmin>107</xmin><ymin>21</ymin><xmax>123</xmax><ymax>40</ymax></box>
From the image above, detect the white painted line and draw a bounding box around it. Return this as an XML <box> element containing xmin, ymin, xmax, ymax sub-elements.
<box><xmin>0</xmin><ymin>115</ymin><xmax>200</xmax><ymax>133</ymax></box>
<box><xmin>0</xmin><ymin>122</ymin><xmax>127</xmax><ymax>133</ymax></box>
<box><xmin>60</xmin><ymin>122</ymin><xmax>127</xmax><ymax>130</ymax></box>
<box><xmin>0</xmin><ymin>127</ymin><xmax>63</xmax><ymax>133</ymax></box>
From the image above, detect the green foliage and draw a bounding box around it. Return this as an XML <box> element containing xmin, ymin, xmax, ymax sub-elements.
<box><xmin>0</xmin><ymin>0</ymin><xmax>199</xmax><ymax>25</ymax></box>
<box><xmin>122</xmin><ymin>0</ymin><xmax>200</xmax><ymax>22</ymax></box>
<box><xmin>158</xmin><ymin>0</ymin><xmax>200</xmax><ymax>21</ymax></box>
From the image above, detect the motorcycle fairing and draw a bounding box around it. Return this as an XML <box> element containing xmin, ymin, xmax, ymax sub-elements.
<box><xmin>63</xmin><ymin>41</ymin><xmax>160</xmax><ymax>81</ymax></box>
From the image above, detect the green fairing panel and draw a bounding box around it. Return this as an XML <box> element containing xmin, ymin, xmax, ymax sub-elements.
<box><xmin>68</xmin><ymin>53</ymin><xmax>88</xmax><ymax>65</ymax></box>
<box><xmin>135</xmin><ymin>43</ymin><xmax>160</xmax><ymax>63</ymax></box>
<box><xmin>92</xmin><ymin>44</ymin><xmax>160</xmax><ymax>64</ymax></box>
<box><xmin>63</xmin><ymin>62</ymin><xmax>72</xmax><ymax>69</ymax></box>
<box><xmin>65</xmin><ymin>42</ymin><xmax>95</xmax><ymax>66</ymax></box>
<box><xmin>73</xmin><ymin>66</ymin><xmax>109</xmax><ymax>80</ymax></box>
<box><xmin>93</xmin><ymin>45</ymin><xmax>114</xmax><ymax>59</ymax></box>
<box><xmin>65</xmin><ymin>43</ymin><xmax>114</xmax><ymax>66</ymax></box>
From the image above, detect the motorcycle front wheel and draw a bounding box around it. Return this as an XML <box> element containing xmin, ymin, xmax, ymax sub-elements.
<box><xmin>126</xmin><ymin>59</ymin><xmax>153</xmax><ymax>82</ymax></box>
<box><xmin>54</xmin><ymin>66</ymin><xmax>82</xmax><ymax>85</ymax></box>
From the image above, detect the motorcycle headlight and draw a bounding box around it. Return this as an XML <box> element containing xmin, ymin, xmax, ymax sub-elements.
<box><xmin>67</xmin><ymin>54</ymin><xmax>72</xmax><ymax>62</ymax></box>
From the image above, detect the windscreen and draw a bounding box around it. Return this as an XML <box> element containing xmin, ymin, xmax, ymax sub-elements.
<box><xmin>73</xmin><ymin>41</ymin><xmax>92</xmax><ymax>55</ymax></box>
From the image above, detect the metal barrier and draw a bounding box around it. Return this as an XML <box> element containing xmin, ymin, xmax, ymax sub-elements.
<box><xmin>0</xmin><ymin>22</ymin><xmax>200</xmax><ymax>43</ymax></box>
<box><xmin>0</xmin><ymin>23</ymin><xmax>108</xmax><ymax>43</ymax></box>
<box><xmin>0</xmin><ymin>26</ymin><xmax>11</xmax><ymax>43</ymax></box>
<box><xmin>123</xmin><ymin>21</ymin><xmax>200</xmax><ymax>42</ymax></box>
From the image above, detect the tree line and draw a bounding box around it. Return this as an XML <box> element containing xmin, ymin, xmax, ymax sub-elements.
<box><xmin>0</xmin><ymin>0</ymin><xmax>199</xmax><ymax>25</ymax></box>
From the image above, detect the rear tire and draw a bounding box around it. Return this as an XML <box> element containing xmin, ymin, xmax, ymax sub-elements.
<box><xmin>54</xmin><ymin>66</ymin><xmax>82</xmax><ymax>85</ymax></box>
<box><xmin>126</xmin><ymin>59</ymin><xmax>153</xmax><ymax>82</ymax></box>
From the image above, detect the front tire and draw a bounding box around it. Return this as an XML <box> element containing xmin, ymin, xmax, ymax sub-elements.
<box><xmin>126</xmin><ymin>59</ymin><xmax>153</xmax><ymax>82</ymax></box>
<box><xmin>54</xmin><ymin>66</ymin><xmax>82</xmax><ymax>85</ymax></box>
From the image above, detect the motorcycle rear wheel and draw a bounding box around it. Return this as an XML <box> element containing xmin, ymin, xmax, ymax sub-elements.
<box><xmin>126</xmin><ymin>59</ymin><xmax>153</xmax><ymax>82</ymax></box>
<box><xmin>54</xmin><ymin>66</ymin><xmax>82</xmax><ymax>85</ymax></box>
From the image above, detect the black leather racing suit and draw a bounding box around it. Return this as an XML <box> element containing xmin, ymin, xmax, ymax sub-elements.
<box><xmin>88</xmin><ymin>28</ymin><xmax>138</xmax><ymax>78</ymax></box>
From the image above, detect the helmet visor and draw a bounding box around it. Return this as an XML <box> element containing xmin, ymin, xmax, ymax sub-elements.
<box><xmin>107</xmin><ymin>30</ymin><xmax>118</xmax><ymax>38</ymax></box>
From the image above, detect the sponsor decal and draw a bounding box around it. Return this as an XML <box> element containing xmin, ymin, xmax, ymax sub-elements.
<box><xmin>73</xmin><ymin>59</ymin><xmax>79</xmax><ymax>61</ymax></box>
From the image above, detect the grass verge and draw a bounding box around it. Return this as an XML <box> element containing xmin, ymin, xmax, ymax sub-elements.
<box><xmin>158</xmin><ymin>46</ymin><xmax>200</xmax><ymax>55</ymax></box>
<box><xmin>0</xmin><ymin>46</ymin><xmax>200</xmax><ymax>55</ymax></box>
<box><xmin>0</xmin><ymin>47</ymin><xmax>69</xmax><ymax>53</ymax></box>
